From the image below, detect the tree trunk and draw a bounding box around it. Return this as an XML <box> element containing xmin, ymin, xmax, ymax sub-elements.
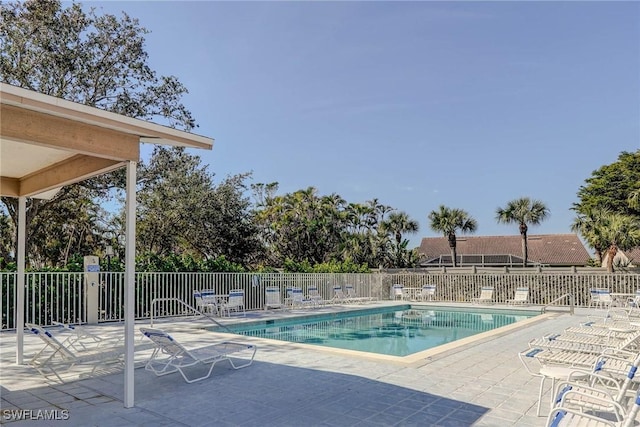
<box><xmin>448</xmin><ymin>233</ymin><xmax>457</xmax><ymax>267</ymax></box>
<box><xmin>606</xmin><ymin>244</ymin><xmax>618</xmax><ymax>273</ymax></box>
<box><xmin>520</xmin><ymin>223</ymin><xmax>528</xmax><ymax>267</ymax></box>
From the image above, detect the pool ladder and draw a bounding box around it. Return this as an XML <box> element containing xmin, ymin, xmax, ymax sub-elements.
<box><xmin>542</xmin><ymin>293</ymin><xmax>575</xmax><ymax>315</ymax></box>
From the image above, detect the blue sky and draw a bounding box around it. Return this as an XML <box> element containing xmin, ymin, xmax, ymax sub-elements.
<box><xmin>94</xmin><ymin>1</ymin><xmax>639</xmax><ymax>249</ymax></box>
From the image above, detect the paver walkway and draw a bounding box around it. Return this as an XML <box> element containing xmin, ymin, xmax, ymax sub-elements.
<box><xmin>0</xmin><ymin>304</ymin><xmax>616</xmax><ymax>426</ymax></box>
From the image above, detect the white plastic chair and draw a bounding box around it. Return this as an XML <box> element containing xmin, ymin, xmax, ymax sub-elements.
<box><xmin>194</xmin><ymin>289</ymin><xmax>225</xmax><ymax>316</ymax></box>
<box><xmin>306</xmin><ymin>285</ymin><xmax>327</xmax><ymax>306</ymax></box>
<box><xmin>590</xmin><ymin>288</ymin><xmax>613</xmax><ymax>309</ymax></box>
<box><xmin>264</xmin><ymin>286</ymin><xmax>284</xmax><ymax>310</ymax></box>
<box><xmin>471</xmin><ymin>286</ymin><xmax>494</xmax><ymax>304</ymax></box>
<box><xmin>226</xmin><ymin>289</ymin><xmax>246</xmax><ymax>316</ymax></box>
<box><xmin>291</xmin><ymin>287</ymin><xmax>315</xmax><ymax>308</ymax></box>
<box><xmin>391</xmin><ymin>284</ymin><xmax>404</xmax><ymax>300</ymax></box>
<box><xmin>419</xmin><ymin>284</ymin><xmax>436</xmax><ymax>301</ymax></box>
<box><xmin>507</xmin><ymin>287</ymin><xmax>529</xmax><ymax>305</ymax></box>
<box><xmin>332</xmin><ymin>285</ymin><xmax>349</xmax><ymax>304</ymax></box>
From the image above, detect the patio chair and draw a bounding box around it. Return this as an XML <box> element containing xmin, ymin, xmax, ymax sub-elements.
<box><xmin>507</xmin><ymin>287</ymin><xmax>529</xmax><ymax>305</ymax></box>
<box><xmin>140</xmin><ymin>327</ymin><xmax>256</xmax><ymax>383</ymax></box>
<box><xmin>225</xmin><ymin>289</ymin><xmax>246</xmax><ymax>316</ymax></box>
<box><xmin>331</xmin><ymin>285</ymin><xmax>349</xmax><ymax>304</ymax></box>
<box><xmin>194</xmin><ymin>289</ymin><xmax>226</xmax><ymax>317</ymax></box>
<box><xmin>264</xmin><ymin>286</ymin><xmax>284</xmax><ymax>310</ymax></box>
<box><xmin>590</xmin><ymin>288</ymin><xmax>613</xmax><ymax>310</ymax></box>
<box><xmin>291</xmin><ymin>287</ymin><xmax>316</xmax><ymax>309</ymax></box>
<box><xmin>418</xmin><ymin>284</ymin><xmax>437</xmax><ymax>301</ymax></box>
<box><xmin>626</xmin><ymin>289</ymin><xmax>640</xmax><ymax>312</ymax></box>
<box><xmin>306</xmin><ymin>285</ymin><xmax>328</xmax><ymax>306</ymax></box>
<box><xmin>471</xmin><ymin>286</ymin><xmax>494</xmax><ymax>304</ymax></box>
<box><xmin>345</xmin><ymin>284</ymin><xmax>374</xmax><ymax>304</ymax></box>
<box><xmin>26</xmin><ymin>324</ymin><xmax>125</xmax><ymax>382</ymax></box>
<box><xmin>391</xmin><ymin>284</ymin><xmax>404</xmax><ymax>301</ymax></box>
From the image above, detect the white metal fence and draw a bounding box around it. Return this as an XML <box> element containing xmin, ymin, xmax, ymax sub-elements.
<box><xmin>2</xmin><ymin>271</ymin><xmax>639</xmax><ymax>329</ymax></box>
<box><xmin>0</xmin><ymin>272</ymin><xmax>378</xmax><ymax>329</ymax></box>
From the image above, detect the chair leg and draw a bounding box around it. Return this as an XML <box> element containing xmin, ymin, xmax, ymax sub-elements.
<box><xmin>537</xmin><ymin>376</ymin><xmax>546</xmax><ymax>416</ymax></box>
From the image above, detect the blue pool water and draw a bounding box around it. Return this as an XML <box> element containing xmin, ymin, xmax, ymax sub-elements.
<box><xmin>213</xmin><ymin>306</ymin><xmax>538</xmax><ymax>357</ymax></box>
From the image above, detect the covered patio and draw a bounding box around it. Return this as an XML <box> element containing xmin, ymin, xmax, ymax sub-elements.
<box><xmin>0</xmin><ymin>83</ymin><xmax>214</xmax><ymax>407</ymax></box>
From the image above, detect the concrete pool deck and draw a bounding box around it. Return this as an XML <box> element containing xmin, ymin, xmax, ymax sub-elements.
<box><xmin>0</xmin><ymin>302</ymin><xmax>617</xmax><ymax>426</ymax></box>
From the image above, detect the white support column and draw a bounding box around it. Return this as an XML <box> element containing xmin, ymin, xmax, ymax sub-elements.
<box><xmin>124</xmin><ymin>160</ymin><xmax>136</xmax><ymax>408</ymax></box>
<box><xmin>16</xmin><ymin>196</ymin><xmax>26</xmax><ymax>364</ymax></box>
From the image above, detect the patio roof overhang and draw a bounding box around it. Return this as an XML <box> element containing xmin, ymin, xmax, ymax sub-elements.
<box><xmin>0</xmin><ymin>83</ymin><xmax>214</xmax><ymax>408</ymax></box>
<box><xmin>1</xmin><ymin>83</ymin><xmax>213</xmax><ymax>198</ymax></box>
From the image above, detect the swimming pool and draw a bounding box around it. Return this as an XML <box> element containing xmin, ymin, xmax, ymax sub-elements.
<box><xmin>212</xmin><ymin>305</ymin><xmax>539</xmax><ymax>357</ymax></box>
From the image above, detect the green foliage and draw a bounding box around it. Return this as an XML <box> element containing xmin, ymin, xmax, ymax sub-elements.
<box><xmin>0</xmin><ymin>0</ymin><xmax>196</xmax><ymax>268</ymax></box>
<box><xmin>574</xmin><ymin>150</ymin><xmax>640</xmax><ymax>218</ymax></box>
<box><xmin>282</xmin><ymin>258</ymin><xmax>370</xmax><ymax>273</ymax></box>
<box><xmin>255</xmin><ymin>187</ymin><xmax>417</xmax><ymax>269</ymax></box>
<box><xmin>134</xmin><ymin>252</ymin><xmax>245</xmax><ymax>272</ymax></box>
<box><xmin>200</xmin><ymin>256</ymin><xmax>246</xmax><ymax>273</ymax></box>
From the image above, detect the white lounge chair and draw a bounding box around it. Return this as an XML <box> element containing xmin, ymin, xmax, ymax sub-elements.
<box><xmin>550</xmin><ymin>353</ymin><xmax>640</xmax><ymax>423</ymax></box>
<box><xmin>507</xmin><ymin>287</ymin><xmax>529</xmax><ymax>305</ymax></box>
<box><xmin>418</xmin><ymin>284</ymin><xmax>436</xmax><ymax>301</ymax></box>
<box><xmin>527</xmin><ymin>331</ymin><xmax>640</xmax><ymax>355</ymax></box>
<box><xmin>26</xmin><ymin>323</ymin><xmax>125</xmax><ymax>382</ymax></box>
<box><xmin>519</xmin><ymin>346</ymin><xmax>637</xmax><ymax>416</ymax></box>
<box><xmin>471</xmin><ymin>286</ymin><xmax>494</xmax><ymax>304</ymax></box>
<box><xmin>264</xmin><ymin>286</ymin><xmax>284</xmax><ymax>310</ymax></box>
<box><xmin>226</xmin><ymin>289</ymin><xmax>246</xmax><ymax>317</ymax></box>
<box><xmin>50</xmin><ymin>321</ymin><xmax>119</xmax><ymax>350</ymax></box>
<box><xmin>345</xmin><ymin>284</ymin><xmax>374</xmax><ymax>304</ymax></box>
<box><xmin>140</xmin><ymin>327</ymin><xmax>256</xmax><ymax>383</ymax></box>
<box><xmin>547</xmin><ymin>388</ymin><xmax>640</xmax><ymax>427</ymax></box>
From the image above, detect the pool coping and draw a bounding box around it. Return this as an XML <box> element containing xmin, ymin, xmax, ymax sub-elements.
<box><xmin>206</xmin><ymin>303</ymin><xmax>557</xmax><ymax>366</ymax></box>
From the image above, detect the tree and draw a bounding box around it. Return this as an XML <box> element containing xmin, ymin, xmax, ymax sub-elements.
<box><xmin>0</xmin><ymin>0</ymin><xmax>196</xmax><ymax>267</ymax></box>
<box><xmin>136</xmin><ymin>147</ymin><xmax>261</xmax><ymax>266</ymax></box>
<box><xmin>496</xmin><ymin>197</ymin><xmax>549</xmax><ymax>267</ymax></box>
<box><xmin>597</xmin><ymin>213</ymin><xmax>640</xmax><ymax>273</ymax></box>
<box><xmin>379</xmin><ymin>211</ymin><xmax>420</xmax><ymax>268</ymax></box>
<box><xmin>428</xmin><ymin>206</ymin><xmax>477</xmax><ymax>267</ymax></box>
<box><xmin>571</xmin><ymin>207</ymin><xmax>610</xmax><ymax>265</ymax></box>
<box><xmin>574</xmin><ymin>150</ymin><xmax>640</xmax><ymax>219</ymax></box>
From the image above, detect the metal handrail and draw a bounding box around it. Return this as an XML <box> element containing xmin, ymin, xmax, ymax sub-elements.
<box><xmin>150</xmin><ymin>297</ymin><xmax>235</xmax><ymax>333</ymax></box>
<box><xmin>542</xmin><ymin>293</ymin><xmax>575</xmax><ymax>315</ymax></box>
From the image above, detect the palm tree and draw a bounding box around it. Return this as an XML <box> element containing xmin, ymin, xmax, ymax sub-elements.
<box><xmin>381</xmin><ymin>211</ymin><xmax>419</xmax><ymax>246</ymax></box>
<box><xmin>428</xmin><ymin>206</ymin><xmax>477</xmax><ymax>267</ymax></box>
<box><xmin>571</xmin><ymin>206</ymin><xmax>610</xmax><ymax>265</ymax></box>
<box><xmin>496</xmin><ymin>197</ymin><xmax>549</xmax><ymax>267</ymax></box>
<box><xmin>598</xmin><ymin>212</ymin><xmax>640</xmax><ymax>273</ymax></box>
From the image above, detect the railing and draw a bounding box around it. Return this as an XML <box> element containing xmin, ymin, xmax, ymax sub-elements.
<box><xmin>2</xmin><ymin>271</ymin><xmax>639</xmax><ymax>329</ymax></box>
<box><xmin>542</xmin><ymin>293</ymin><xmax>575</xmax><ymax>315</ymax></box>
